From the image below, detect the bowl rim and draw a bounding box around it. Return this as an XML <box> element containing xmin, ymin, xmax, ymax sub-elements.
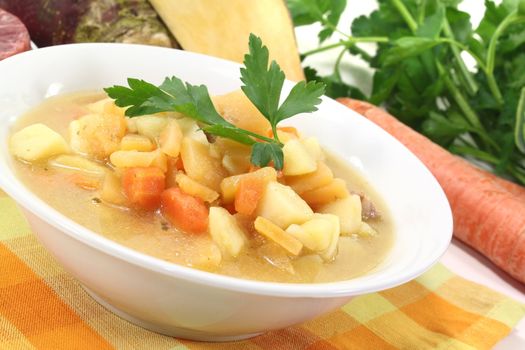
<box><xmin>0</xmin><ymin>43</ymin><xmax>454</xmax><ymax>298</ymax></box>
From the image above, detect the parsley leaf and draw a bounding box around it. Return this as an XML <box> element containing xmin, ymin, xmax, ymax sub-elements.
<box><xmin>105</xmin><ymin>34</ymin><xmax>325</xmax><ymax>171</ymax></box>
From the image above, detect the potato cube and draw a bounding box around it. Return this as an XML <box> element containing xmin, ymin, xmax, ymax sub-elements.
<box><xmin>120</xmin><ymin>134</ymin><xmax>155</xmax><ymax>152</ymax></box>
<box><xmin>285</xmin><ymin>214</ymin><xmax>334</xmax><ymax>252</ymax></box>
<box><xmin>317</xmin><ymin>214</ymin><xmax>341</xmax><ymax>261</ymax></box>
<box><xmin>48</xmin><ymin>155</ymin><xmax>106</xmax><ymax>177</ymax></box>
<box><xmin>10</xmin><ymin>124</ymin><xmax>69</xmax><ymax>162</ymax></box>
<box><xmin>286</xmin><ymin>162</ymin><xmax>334</xmax><ymax>194</ymax></box>
<box><xmin>220</xmin><ymin>167</ymin><xmax>277</xmax><ymax>203</ymax></box>
<box><xmin>177</xmin><ymin>117</ymin><xmax>209</xmax><ymax>144</ymax></box>
<box><xmin>301</xmin><ymin>137</ymin><xmax>323</xmax><ymax>161</ymax></box>
<box><xmin>318</xmin><ymin>194</ymin><xmax>362</xmax><ymax>235</ymax></box>
<box><xmin>69</xmin><ymin>112</ymin><xmax>126</xmax><ymax>159</ymax></box>
<box><xmin>300</xmin><ymin>178</ymin><xmax>349</xmax><ymax>207</ymax></box>
<box><xmin>87</xmin><ymin>98</ymin><xmax>126</xmax><ymax>117</ymax></box>
<box><xmin>180</xmin><ymin>138</ymin><xmax>227</xmax><ymax>191</ymax></box>
<box><xmin>125</xmin><ymin>118</ymin><xmax>138</xmax><ymax>133</ymax></box>
<box><xmin>255</xmin><ymin>182</ymin><xmax>313</xmax><ymax>229</ymax></box>
<box><xmin>100</xmin><ymin>171</ymin><xmax>127</xmax><ymax>206</ymax></box>
<box><xmin>110</xmin><ymin>149</ymin><xmax>167</xmax><ymax>172</ymax></box>
<box><xmin>176</xmin><ymin>172</ymin><xmax>219</xmax><ymax>203</ymax></box>
<box><xmin>254</xmin><ymin>216</ymin><xmax>303</xmax><ymax>255</ymax></box>
<box><xmin>222</xmin><ymin>154</ymin><xmax>251</xmax><ymax>175</ymax></box>
<box><xmin>135</xmin><ymin>115</ymin><xmax>168</xmax><ymax>139</ymax></box>
<box><xmin>282</xmin><ymin>139</ymin><xmax>317</xmax><ymax>176</ymax></box>
<box><xmin>209</xmin><ymin>207</ymin><xmax>247</xmax><ymax>258</ymax></box>
<box><xmin>159</xmin><ymin>120</ymin><xmax>183</xmax><ymax>157</ymax></box>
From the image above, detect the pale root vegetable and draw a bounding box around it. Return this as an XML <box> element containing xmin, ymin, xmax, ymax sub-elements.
<box><xmin>254</xmin><ymin>216</ymin><xmax>303</xmax><ymax>255</ymax></box>
<box><xmin>301</xmin><ymin>137</ymin><xmax>323</xmax><ymax>161</ymax></box>
<box><xmin>110</xmin><ymin>149</ymin><xmax>167</xmax><ymax>172</ymax></box>
<box><xmin>177</xmin><ymin>117</ymin><xmax>209</xmax><ymax>144</ymax></box>
<box><xmin>286</xmin><ymin>216</ymin><xmax>334</xmax><ymax>252</ymax></box>
<box><xmin>69</xmin><ymin>112</ymin><xmax>126</xmax><ymax>159</ymax></box>
<box><xmin>175</xmin><ymin>172</ymin><xmax>219</xmax><ymax>203</ymax></box>
<box><xmin>150</xmin><ymin>0</ymin><xmax>304</xmax><ymax>81</ymax></box>
<box><xmin>87</xmin><ymin>98</ymin><xmax>125</xmax><ymax>117</ymax></box>
<box><xmin>220</xmin><ymin>166</ymin><xmax>277</xmax><ymax>203</ymax></box>
<box><xmin>48</xmin><ymin>155</ymin><xmax>106</xmax><ymax>177</ymax></box>
<box><xmin>159</xmin><ymin>120</ymin><xmax>183</xmax><ymax>157</ymax></box>
<box><xmin>282</xmin><ymin>139</ymin><xmax>317</xmax><ymax>176</ymax></box>
<box><xmin>209</xmin><ymin>207</ymin><xmax>246</xmax><ymax>258</ymax></box>
<box><xmin>180</xmin><ymin>137</ymin><xmax>228</xmax><ymax>191</ymax></box>
<box><xmin>358</xmin><ymin>222</ymin><xmax>378</xmax><ymax>238</ymax></box>
<box><xmin>100</xmin><ymin>171</ymin><xmax>127</xmax><ymax>206</ymax></box>
<box><xmin>318</xmin><ymin>194</ymin><xmax>362</xmax><ymax>236</ymax></box>
<box><xmin>212</xmin><ymin>90</ymin><xmax>271</xmax><ymax>136</ymax></box>
<box><xmin>126</xmin><ymin>117</ymin><xmax>138</xmax><ymax>133</ymax></box>
<box><xmin>222</xmin><ymin>154</ymin><xmax>251</xmax><ymax>175</ymax></box>
<box><xmin>286</xmin><ymin>162</ymin><xmax>334</xmax><ymax>194</ymax></box>
<box><xmin>267</xmin><ymin>126</ymin><xmax>300</xmax><ymax>144</ymax></box>
<box><xmin>135</xmin><ymin>115</ymin><xmax>169</xmax><ymax>139</ymax></box>
<box><xmin>10</xmin><ymin>123</ymin><xmax>69</xmax><ymax>162</ymax></box>
<box><xmin>300</xmin><ymin>178</ymin><xmax>349</xmax><ymax>207</ymax></box>
<box><xmin>255</xmin><ymin>181</ymin><xmax>313</xmax><ymax>229</ymax></box>
<box><xmin>234</xmin><ymin>176</ymin><xmax>266</xmax><ymax>215</ymax></box>
<box><xmin>120</xmin><ymin>134</ymin><xmax>155</xmax><ymax>152</ymax></box>
<box><xmin>318</xmin><ymin>214</ymin><xmax>341</xmax><ymax>262</ymax></box>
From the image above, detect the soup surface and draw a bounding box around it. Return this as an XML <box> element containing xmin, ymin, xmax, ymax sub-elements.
<box><xmin>10</xmin><ymin>91</ymin><xmax>394</xmax><ymax>283</ymax></box>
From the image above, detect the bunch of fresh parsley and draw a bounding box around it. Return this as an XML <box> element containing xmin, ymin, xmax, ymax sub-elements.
<box><xmin>289</xmin><ymin>0</ymin><xmax>525</xmax><ymax>184</ymax></box>
<box><xmin>105</xmin><ymin>34</ymin><xmax>325</xmax><ymax>170</ymax></box>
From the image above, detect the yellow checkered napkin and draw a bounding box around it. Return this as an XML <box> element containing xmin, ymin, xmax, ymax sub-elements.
<box><xmin>0</xmin><ymin>191</ymin><xmax>524</xmax><ymax>349</ymax></box>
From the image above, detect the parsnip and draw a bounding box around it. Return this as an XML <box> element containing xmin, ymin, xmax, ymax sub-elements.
<box><xmin>209</xmin><ymin>207</ymin><xmax>246</xmax><ymax>258</ymax></box>
<box><xmin>10</xmin><ymin>123</ymin><xmax>69</xmax><ymax>162</ymax></box>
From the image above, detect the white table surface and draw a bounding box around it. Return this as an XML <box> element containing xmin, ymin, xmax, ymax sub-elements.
<box><xmin>294</xmin><ymin>1</ymin><xmax>524</xmax><ymax>348</ymax></box>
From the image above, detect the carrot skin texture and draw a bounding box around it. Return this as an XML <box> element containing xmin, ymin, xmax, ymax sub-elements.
<box><xmin>338</xmin><ymin>98</ymin><xmax>525</xmax><ymax>283</ymax></box>
<box><xmin>234</xmin><ymin>177</ymin><xmax>265</xmax><ymax>215</ymax></box>
<box><xmin>161</xmin><ymin>187</ymin><xmax>209</xmax><ymax>234</ymax></box>
<box><xmin>122</xmin><ymin>167</ymin><xmax>165</xmax><ymax>210</ymax></box>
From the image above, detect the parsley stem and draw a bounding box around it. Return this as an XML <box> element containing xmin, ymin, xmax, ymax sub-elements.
<box><xmin>390</xmin><ymin>0</ymin><xmax>418</xmax><ymax>33</ymax></box>
<box><xmin>333</xmin><ymin>48</ymin><xmax>347</xmax><ymax>82</ymax></box>
<box><xmin>301</xmin><ymin>37</ymin><xmax>389</xmax><ymax>57</ymax></box>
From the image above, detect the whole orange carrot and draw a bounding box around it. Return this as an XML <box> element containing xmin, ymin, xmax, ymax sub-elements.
<box><xmin>338</xmin><ymin>98</ymin><xmax>525</xmax><ymax>283</ymax></box>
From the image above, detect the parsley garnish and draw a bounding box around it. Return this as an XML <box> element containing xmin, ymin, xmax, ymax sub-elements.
<box><xmin>104</xmin><ymin>34</ymin><xmax>325</xmax><ymax>170</ymax></box>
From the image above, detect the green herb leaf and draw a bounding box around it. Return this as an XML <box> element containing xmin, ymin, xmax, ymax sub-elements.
<box><xmin>382</xmin><ymin>37</ymin><xmax>442</xmax><ymax>66</ymax></box>
<box><xmin>515</xmin><ymin>87</ymin><xmax>525</xmax><ymax>152</ymax></box>
<box><xmin>251</xmin><ymin>142</ymin><xmax>284</xmax><ymax>169</ymax></box>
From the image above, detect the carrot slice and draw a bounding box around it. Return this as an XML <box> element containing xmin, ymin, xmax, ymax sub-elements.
<box><xmin>161</xmin><ymin>187</ymin><xmax>209</xmax><ymax>234</ymax></box>
<box><xmin>338</xmin><ymin>97</ymin><xmax>525</xmax><ymax>284</ymax></box>
<box><xmin>234</xmin><ymin>176</ymin><xmax>266</xmax><ymax>215</ymax></box>
<box><xmin>122</xmin><ymin>167</ymin><xmax>165</xmax><ymax>210</ymax></box>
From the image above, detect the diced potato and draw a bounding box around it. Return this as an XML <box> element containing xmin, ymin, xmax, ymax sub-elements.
<box><xmin>286</xmin><ymin>162</ymin><xmax>334</xmax><ymax>194</ymax></box>
<box><xmin>254</xmin><ymin>216</ymin><xmax>303</xmax><ymax>255</ymax></box>
<box><xmin>222</xmin><ymin>154</ymin><xmax>251</xmax><ymax>175</ymax></box>
<box><xmin>176</xmin><ymin>172</ymin><xmax>219</xmax><ymax>203</ymax></box>
<box><xmin>180</xmin><ymin>138</ymin><xmax>227</xmax><ymax>191</ymax></box>
<box><xmin>87</xmin><ymin>98</ymin><xmax>126</xmax><ymax>117</ymax></box>
<box><xmin>255</xmin><ymin>182</ymin><xmax>313</xmax><ymax>229</ymax></box>
<box><xmin>125</xmin><ymin>118</ymin><xmax>138</xmax><ymax>133</ymax></box>
<box><xmin>177</xmin><ymin>117</ymin><xmax>209</xmax><ymax>144</ymax></box>
<box><xmin>300</xmin><ymin>178</ymin><xmax>349</xmax><ymax>207</ymax></box>
<box><xmin>285</xmin><ymin>214</ymin><xmax>335</xmax><ymax>252</ymax></box>
<box><xmin>100</xmin><ymin>171</ymin><xmax>127</xmax><ymax>206</ymax></box>
<box><xmin>120</xmin><ymin>134</ymin><xmax>155</xmax><ymax>152</ymax></box>
<box><xmin>318</xmin><ymin>194</ymin><xmax>362</xmax><ymax>236</ymax></box>
<box><xmin>301</xmin><ymin>137</ymin><xmax>323</xmax><ymax>161</ymax></box>
<box><xmin>209</xmin><ymin>207</ymin><xmax>247</xmax><ymax>258</ymax></box>
<box><xmin>317</xmin><ymin>214</ymin><xmax>341</xmax><ymax>262</ymax></box>
<box><xmin>160</xmin><ymin>120</ymin><xmax>183</xmax><ymax>157</ymax></box>
<box><xmin>270</xmin><ymin>127</ymin><xmax>299</xmax><ymax>144</ymax></box>
<box><xmin>282</xmin><ymin>139</ymin><xmax>317</xmax><ymax>176</ymax></box>
<box><xmin>135</xmin><ymin>115</ymin><xmax>168</xmax><ymax>139</ymax></box>
<box><xmin>48</xmin><ymin>155</ymin><xmax>106</xmax><ymax>177</ymax></box>
<box><xmin>212</xmin><ymin>90</ymin><xmax>270</xmax><ymax>135</ymax></box>
<box><xmin>69</xmin><ymin>112</ymin><xmax>126</xmax><ymax>159</ymax></box>
<box><xmin>110</xmin><ymin>149</ymin><xmax>167</xmax><ymax>172</ymax></box>
<box><xmin>220</xmin><ymin>167</ymin><xmax>277</xmax><ymax>203</ymax></box>
<box><xmin>10</xmin><ymin>124</ymin><xmax>69</xmax><ymax>162</ymax></box>
<box><xmin>358</xmin><ymin>222</ymin><xmax>378</xmax><ymax>237</ymax></box>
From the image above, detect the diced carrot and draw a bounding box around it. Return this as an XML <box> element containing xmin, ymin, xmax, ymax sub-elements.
<box><xmin>223</xmin><ymin>202</ymin><xmax>237</xmax><ymax>215</ymax></box>
<box><xmin>122</xmin><ymin>167</ymin><xmax>165</xmax><ymax>210</ymax></box>
<box><xmin>234</xmin><ymin>176</ymin><xmax>266</xmax><ymax>215</ymax></box>
<box><xmin>161</xmin><ymin>187</ymin><xmax>209</xmax><ymax>234</ymax></box>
